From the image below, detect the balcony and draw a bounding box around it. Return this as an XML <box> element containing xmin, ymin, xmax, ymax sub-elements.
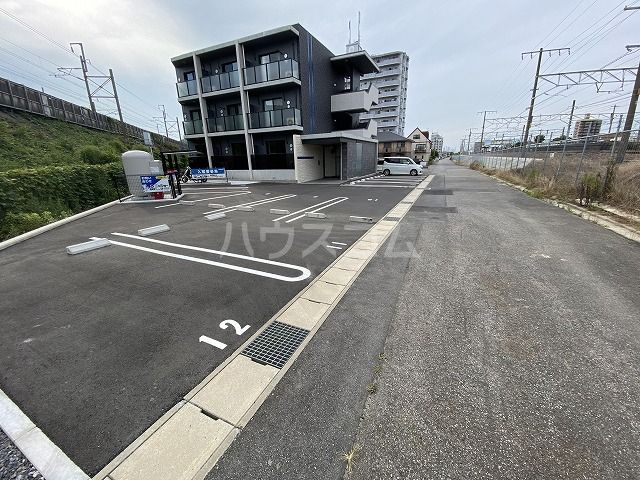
<box><xmin>374</xmin><ymin>57</ymin><xmax>402</xmax><ymax>67</ymax></box>
<box><xmin>176</xmin><ymin>79</ymin><xmax>198</xmax><ymax>98</ymax></box>
<box><xmin>249</xmin><ymin>108</ymin><xmax>302</xmax><ymax>130</ymax></box>
<box><xmin>183</xmin><ymin>119</ymin><xmax>204</xmax><ymax>135</ymax></box>
<box><xmin>331</xmin><ymin>85</ymin><xmax>378</xmax><ymax>114</ymax></box>
<box><xmin>201</xmin><ymin>71</ymin><xmax>240</xmax><ymax>94</ymax></box>
<box><xmin>244</xmin><ymin>59</ymin><xmax>300</xmax><ymax>86</ymax></box>
<box><xmin>376</xmin><ymin>68</ymin><xmax>401</xmax><ymax>77</ymax></box>
<box><xmin>206</xmin><ymin>114</ymin><xmax>244</xmax><ymax>134</ymax></box>
<box><xmin>378</xmin><ymin>89</ymin><xmax>399</xmax><ymax>98</ymax></box>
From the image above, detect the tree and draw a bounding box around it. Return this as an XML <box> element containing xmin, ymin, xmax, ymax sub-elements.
<box><xmin>534</xmin><ymin>134</ymin><xmax>545</xmax><ymax>143</ymax></box>
<box><xmin>552</xmin><ymin>134</ymin><xmax>566</xmax><ymax>142</ymax></box>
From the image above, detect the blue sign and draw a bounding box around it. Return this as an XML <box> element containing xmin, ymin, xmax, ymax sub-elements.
<box><xmin>140</xmin><ymin>175</ymin><xmax>171</xmax><ymax>193</ymax></box>
<box><xmin>192</xmin><ymin>168</ymin><xmax>226</xmax><ymax>179</ymax></box>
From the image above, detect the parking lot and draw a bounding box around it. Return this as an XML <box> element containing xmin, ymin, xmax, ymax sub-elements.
<box><xmin>0</xmin><ymin>179</ymin><xmax>414</xmax><ymax>475</ymax></box>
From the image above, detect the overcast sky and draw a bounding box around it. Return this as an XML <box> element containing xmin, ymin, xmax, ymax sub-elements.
<box><xmin>1</xmin><ymin>0</ymin><xmax>638</xmax><ymax>150</ymax></box>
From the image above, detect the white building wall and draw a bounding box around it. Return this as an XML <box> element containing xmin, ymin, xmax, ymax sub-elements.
<box><xmin>293</xmin><ymin>134</ymin><xmax>324</xmax><ymax>183</ymax></box>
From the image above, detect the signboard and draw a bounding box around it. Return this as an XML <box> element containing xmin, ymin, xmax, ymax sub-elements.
<box><xmin>140</xmin><ymin>175</ymin><xmax>171</xmax><ymax>193</ymax></box>
<box><xmin>191</xmin><ymin>167</ymin><xmax>226</xmax><ymax>179</ymax></box>
<box><xmin>143</xmin><ymin>131</ymin><xmax>153</xmax><ymax>146</ymax></box>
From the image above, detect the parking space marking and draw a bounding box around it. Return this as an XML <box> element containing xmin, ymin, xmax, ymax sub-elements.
<box><xmin>273</xmin><ymin>197</ymin><xmax>348</xmax><ymax>223</ymax></box>
<box><xmin>104</xmin><ymin>233</ymin><xmax>311</xmax><ymax>282</ymax></box>
<box><xmin>326</xmin><ymin>245</ymin><xmax>342</xmax><ymax>250</ymax></box>
<box><xmin>199</xmin><ymin>336</ymin><xmax>227</xmax><ymax>350</ymax></box>
<box><xmin>154</xmin><ymin>192</ymin><xmax>251</xmax><ymax>209</ymax></box>
<box><xmin>201</xmin><ymin>194</ymin><xmax>296</xmax><ymax>216</ymax></box>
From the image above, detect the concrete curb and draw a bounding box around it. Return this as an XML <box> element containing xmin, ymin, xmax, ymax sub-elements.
<box><xmin>0</xmin><ymin>388</ymin><xmax>88</xmax><ymax>480</ymax></box>
<box><xmin>0</xmin><ymin>197</ymin><xmax>130</xmax><ymax>252</ymax></box>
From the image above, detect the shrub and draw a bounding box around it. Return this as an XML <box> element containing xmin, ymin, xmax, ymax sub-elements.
<box><xmin>107</xmin><ymin>139</ymin><xmax>126</xmax><ymax>155</ymax></box>
<box><xmin>0</xmin><ymin>211</ymin><xmax>69</xmax><ymax>239</ymax></box>
<box><xmin>77</xmin><ymin>145</ymin><xmax>117</xmax><ymax>165</ymax></box>
<box><xmin>577</xmin><ymin>172</ymin><xmax>602</xmax><ymax>207</ymax></box>
<box><xmin>0</xmin><ymin>163</ymin><xmax>122</xmax><ymax>240</ymax></box>
<box><xmin>470</xmin><ymin>161</ymin><xmax>483</xmax><ymax>170</ymax></box>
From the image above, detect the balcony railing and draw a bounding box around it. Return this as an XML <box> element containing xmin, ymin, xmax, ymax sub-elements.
<box><xmin>251</xmin><ymin>153</ymin><xmax>294</xmax><ymax>170</ymax></box>
<box><xmin>206</xmin><ymin>114</ymin><xmax>244</xmax><ymax>133</ymax></box>
<box><xmin>176</xmin><ymin>79</ymin><xmax>198</xmax><ymax>98</ymax></box>
<box><xmin>249</xmin><ymin>108</ymin><xmax>301</xmax><ymax>129</ymax></box>
<box><xmin>244</xmin><ymin>59</ymin><xmax>299</xmax><ymax>85</ymax></box>
<box><xmin>201</xmin><ymin>70</ymin><xmax>240</xmax><ymax>93</ymax></box>
<box><xmin>183</xmin><ymin>119</ymin><xmax>203</xmax><ymax>135</ymax></box>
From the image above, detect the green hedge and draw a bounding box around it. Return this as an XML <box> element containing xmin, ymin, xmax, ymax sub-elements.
<box><xmin>0</xmin><ymin>163</ymin><xmax>123</xmax><ymax>240</ymax></box>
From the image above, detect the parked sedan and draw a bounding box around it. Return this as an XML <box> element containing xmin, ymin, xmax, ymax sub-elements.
<box><xmin>376</xmin><ymin>157</ymin><xmax>423</xmax><ymax>176</ymax></box>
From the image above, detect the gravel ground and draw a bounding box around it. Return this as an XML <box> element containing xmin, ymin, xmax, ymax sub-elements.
<box><xmin>0</xmin><ymin>429</ymin><xmax>43</xmax><ymax>480</ymax></box>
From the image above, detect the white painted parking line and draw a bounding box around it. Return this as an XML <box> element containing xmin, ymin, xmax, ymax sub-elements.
<box><xmin>326</xmin><ymin>245</ymin><xmax>342</xmax><ymax>250</ymax></box>
<box><xmin>199</xmin><ymin>336</ymin><xmax>227</xmax><ymax>350</ymax></box>
<box><xmin>331</xmin><ymin>241</ymin><xmax>347</xmax><ymax>246</ymax></box>
<box><xmin>154</xmin><ymin>192</ymin><xmax>250</xmax><ymax>209</ymax></box>
<box><xmin>345</xmin><ymin>184</ymin><xmax>414</xmax><ymax>188</ymax></box>
<box><xmin>103</xmin><ymin>234</ymin><xmax>311</xmax><ymax>282</ymax></box>
<box><xmin>273</xmin><ymin>197</ymin><xmax>348</xmax><ymax>223</ymax></box>
<box><xmin>202</xmin><ymin>194</ymin><xmax>296</xmax><ymax>215</ymax></box>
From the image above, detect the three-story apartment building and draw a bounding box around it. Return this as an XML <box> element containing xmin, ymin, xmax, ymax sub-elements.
<box><xmin>172</xmin><ymin>24</ymin><xmax>380</xmax><ymax>182</ymax></box>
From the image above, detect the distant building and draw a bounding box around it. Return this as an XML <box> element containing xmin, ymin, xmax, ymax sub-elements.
<box><xmin>431</xmin><ymin>132</ymin><xmax>443</xmax><ymax>153</ymax></box>
<box><xmin>359</xmin><ymin>51</ymin><xmax>409</xmax><ymax>135</ymax></box>
<box><xmin>573</xmin><ymin>114</ymin><xmax>602</xmax><ymax>138</ymax></box>
<box><xmin>377</xmin><ymin>131</ymin><xmax>411</xmax><ymax>157</ymax></box>
<box><xmin>407</xmin><ymin>127</ymin><xmax>432</xmax><ymax>162</ymax></box>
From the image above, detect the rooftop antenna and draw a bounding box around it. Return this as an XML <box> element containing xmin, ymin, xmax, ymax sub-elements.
<box><xmin>358</xmin><ymin>11</ymin><xmax>361</xmax><ymax>44</ymax></box>
<box><xmin>348</xmin><ymin>20</ymin><xmax>351</xmax><ymax>44</ymax></box>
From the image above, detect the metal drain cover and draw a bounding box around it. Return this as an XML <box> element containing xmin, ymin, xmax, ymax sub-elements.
<box><xmin>241</xmin><ymin>321</ymin><xmax>309</xmax><ymax>369</ymax></box>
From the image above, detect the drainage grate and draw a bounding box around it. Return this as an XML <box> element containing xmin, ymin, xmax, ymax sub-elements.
<box><xmin>241</xmin><ymin>321</ymin><xmax>309</xmax><ymax>369</ymax></box>
<box><xmin>421</xmin><ymin>189</ymin><xmax>453</xmax><ymax>195</ymax></box>
<box><xmin>411</xmin><ymin>206</ymin><xmax>458</xmax><ymax>213</ymax></box>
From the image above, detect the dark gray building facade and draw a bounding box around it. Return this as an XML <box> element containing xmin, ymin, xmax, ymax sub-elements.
<box><xmin>172</xmin><ymin>24</ymin><xmax>380</xmax><ymax>182</ymax></box>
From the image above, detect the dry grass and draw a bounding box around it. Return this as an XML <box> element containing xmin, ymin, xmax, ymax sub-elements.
<box><xmin>475</xmin><ymin>157</ymin><xmax>640</xmax><ymax>215</ymax></box>
<box><xmin>342</xmin><ymin>444</ymin><xmax>362</xmax><ymax>474</ymax></box>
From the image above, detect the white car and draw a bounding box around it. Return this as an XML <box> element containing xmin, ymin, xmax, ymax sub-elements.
<box><xmin>376</xmin><ymin>157</ymin><xmax>423</xmax><ymax>176</ymax></box>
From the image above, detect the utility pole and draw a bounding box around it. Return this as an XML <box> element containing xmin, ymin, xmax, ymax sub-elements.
<box><xmin>615</xmin><ymin>60</ymin><xmax>640</xmax><ymax>163</ymax></box>
<box><xmin>467</xmin><ymin>129</ymin><xmax>472</xmax><ymax>154</ymax></box>
<box><xmin>109</xmin><ymin>68</ymin><xmax>123</xmax><ymax>122</ymax></box>
<box><xmin>71</xmin><ymin>42</ymin><xmax>95</xmax><ymax>113</ymax></box>
<box><xmin>521</xmin><ymin>47</ymin><xmax>570</xmax><ymax>145</ymax></box>
<box><xmin>58</xmin><ymin>42</ymin><xmax>123</xmax><ymax>121</ymax></box>
<box><xmin>556</xmin><ymin>99</ymin><xmax>576</xmax><ymax>179</ymax></box>
<box><xmin>157</xmin><ymin>104</ymin><xmax>169</xmax><ymax>137</ymax></box>
<box><xmin>478</xmin><ymin>110</ymin><xmax>496</xmax><ymax>152</ymax></box>
<box><xmin>176</xmin><ymin>117</ymin><xmax>182</xmax><ymax>141</ymax></box>
<box><xmin>608</xmin><ymin>105</ymin><xmax>617</xmax><ymax>133</ymax></box>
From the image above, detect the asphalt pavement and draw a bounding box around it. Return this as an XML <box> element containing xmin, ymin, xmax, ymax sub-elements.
<box><xmin>0</xmin><ymin>181</ymin><xmax>407</xmax><ymax>476</ymax></box>
<box><xmin>207</xmin><ymin>159</ymin><xmax>640</xmax><ymax>479</ymax></box>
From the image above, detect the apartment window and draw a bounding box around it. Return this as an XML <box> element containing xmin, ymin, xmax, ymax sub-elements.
<box><xmin>184</xmin><ymin>71</ymin><xmax>196</xmax><ymax>81</ymax></box>
<box><xmin>413</xmin><ymin>134</ymin><xmax>420</xmax><ymax>139</ymax></box>
<box><xmin>227</xmin><ymin>103</ymin><xmax>241</xmax><ymax>116</ymax></box>
<box><xmin>263</xmin><ymin>98</ymin><xmax>284</xmax><ymax>111</ymax></box>
<box><xmin>222</xmin><ymin>61</ymin><xmax>238</xmax><ymax>73</ymax></box>
<box><xmin>266</xmin><ymin>140</ymin><xmax>286</xmax><ymax>154</ymax></box>
<box><xmin>260</xmin><ymin>52</ymin><xmax>283</xmax><ymax>64</ymax></box>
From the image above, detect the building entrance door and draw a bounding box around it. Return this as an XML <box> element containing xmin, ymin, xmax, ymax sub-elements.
<box><xmin>323</xmin><ymin>145</ymin><xmax>339</xmax><ymax>178</ymax></box>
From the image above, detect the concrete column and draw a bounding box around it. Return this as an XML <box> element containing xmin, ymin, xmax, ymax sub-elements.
<box><xmin>193</xmin><ymin>53</ymin><xmax>214</xmax><ymax>167</ymax></box>
<box><xmin>236</xmin><ymin>42</ymin><xmax>254</xmax><ymax>179</ymax></box>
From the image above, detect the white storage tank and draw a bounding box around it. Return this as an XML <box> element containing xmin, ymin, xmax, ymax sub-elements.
<box><xmin>121</xmin><ymin>150</ymin><xmax>163</xmax><ymax>198</ymax></box>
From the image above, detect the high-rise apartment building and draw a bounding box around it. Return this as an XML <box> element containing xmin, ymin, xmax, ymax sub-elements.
<box><xmin>172</xmin><ymin>24</ymin><xmax>380</xmax><ymax>182</ymax></box>
<box><xmin>359</xmin><ymin>51</ymin><xmax>409</xmax><ymax>135</ymax></box>
<box><xmin>431</xmin><ymin>132</ymin><xmax>443</xmax><ymax>153</ymax></box>
<box><xmin>573</xmin><ymin>114</ymin><xmax>602</xmax><ymax>138</ymax></box>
